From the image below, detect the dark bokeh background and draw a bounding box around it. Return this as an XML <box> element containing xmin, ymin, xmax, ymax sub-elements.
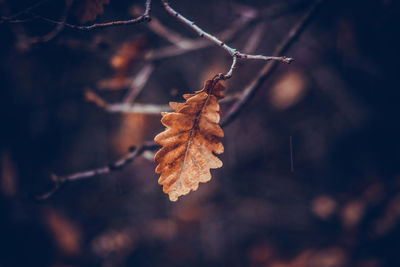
<box><xmin>1</xmin><ymin>0</ymin><xmax>400</xmax><ymax>266</ymax></box>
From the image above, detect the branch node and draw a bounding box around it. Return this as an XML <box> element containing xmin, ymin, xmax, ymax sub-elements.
<box><xmin>143</xmin><ymin>15</ymin><xmax>151</xmax><ymax>22</ymax></box>
<box><xmin>283</xmin><ymin>56</ymin><xmax>294</xmax><ymax>64</ymax></box>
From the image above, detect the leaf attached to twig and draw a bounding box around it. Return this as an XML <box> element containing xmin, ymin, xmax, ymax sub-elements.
<box><xmin>154</xmin><ymin>79</ymin><xmax>225</xmax><ymax>201</ymax></box>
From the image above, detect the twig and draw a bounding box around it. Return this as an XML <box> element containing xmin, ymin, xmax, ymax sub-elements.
<box><xmin>160</xmin><ymin>0</ymin><xmax>292</xmax><ymax>78</ymax></box>
<box><xmin>222</xmin><ymin>22</ymin><xmax>266</xmax><ymax>80</ymax></box>
<box><xmin>85</xmin><ymin>89</ymin><xmax>240</xmax><ymax>114</ymax></box>
<box><xmin>123</xmin><ymin>63</ymin><xmax>155</xmax><ymax>103</ymax></box>
<box><xmin>131</xmin><ymin>6</ymin><xmax>192</xmax><ymax>48</ymax></box>
<box><xmin>31</xmin><ymin>0</ymin><xmax>152</xmax><ymax>31</ymax></box>
<box><xmin>0</xmin><ymin>0</ymin><xmax>51</xmax><ymax>23</ymax></box>
<box><xmin>145</xmin><ymin>26</ymin><xmax>239</xmax><ymax>61</ymax></box>
<box><xmin>37</xmin><ymin>142</ymin><xmax>158</xmax><ymax>200</ymax></box>
<box><xmin>222</xmin><ymin>0</ymin><xmax>324</xmax><ymax>126</ymax></box>
<box><xmin>27</xmin><ymin>0</ymin><xmax>73</xmax><ymax>44</ymax></box>
<box><xmin>242</xmin><ymin>22</ymin><xmax>266</xmax><ymax>54</ymax></box>
<box><xmin>223</xmin><ymin>55</ymin><xmax>238</xmax><ymax>80</ymax></box>
<box><xmin>6</xmin><ymin>17</ymin><xmax>36</xmax><ymax>24</ymax></box>
<box><xmin>144</xmin><ymin>8</ymin><xmax>256</xmax><ymax>61</ymax></box>
<box><xmin>85</xmin><ymin>89</ymin><xmax>170</xmax><ymax>114</ymax></box>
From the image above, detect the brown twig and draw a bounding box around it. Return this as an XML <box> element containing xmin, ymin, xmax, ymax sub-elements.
<box><xmin>222</xmin><ymin>0</ymin><xmax>324</xmax><ymax>126</ymax></box>
<box><xmin>160</xmin><ymin>0</ymin><xmax>293</xmax><ymax>79</ymax></box>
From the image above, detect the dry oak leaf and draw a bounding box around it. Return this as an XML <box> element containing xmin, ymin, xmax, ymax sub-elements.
<box><xmin>72</xmin><ymin>0</ymin><xmax>110</xmax><ymax>24</ymax></box>
<box><xmin>154</xmin><ymin>79</ymin><xmax>225</xmax><ymax>201</ymax></box>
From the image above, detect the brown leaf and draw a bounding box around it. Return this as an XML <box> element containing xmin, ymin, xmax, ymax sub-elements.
<box><xmin>73</xmin><ymin>0</ymin><xmax>110</xmax><ymax>24</ymax></box>
<box><xmin>154</xmin><ymin>79</ymin><xmax>225</xmax><ymax>201</ymax></box>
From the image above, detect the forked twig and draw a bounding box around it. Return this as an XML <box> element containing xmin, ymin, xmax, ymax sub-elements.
<box><xmin>160</xmin><ymin>0</ymin><xmax>293</xmax><ymax>79</ymax></box>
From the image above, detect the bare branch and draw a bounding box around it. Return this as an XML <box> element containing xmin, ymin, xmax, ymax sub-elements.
<box><xmin>37</xmin><ymin>142</ymin><xmax>158</xmax><ymax>200</ymax></box>
<box><xmin>131</xmin><ymin>6</ymin><xmax>191</xmax><ymax>48</ymax></box>
<box><xmin>144</xmin><ymin>9</ymin><xmax>256</xmax><ymax>61</ymax></box>
<box><xmin>242</xmin><ymin>22</ymin><xmax>266</xmax><ymax>54</ymax></box>
<box><xmin>27</xmin><ymin>0</ymin><xmax>73</xmax><ymax>44</ymax></box>
<box><xmin>85</xmin><ymin>88</ymin><xmax>240</xmax><ymax>114</ymax></box>
<box><xmin>0</xmin><ymin>0</ymin><xmax>51</xmax><ymax>23</ymax></box>
<box><xmin>85</xmin><ymin>90</ymin><xmax>171</xmax><ymax>114</ymax></box>
<box><xmin>123</xmin><ymin>63</ymin><xmax>155</xmax><ymax>103</ymax></box>
<box><xmin>222</xmin><ymin>0</ymin><xmax>325</xmax><ymax>126</ymax></box>
<box><xmin>160</xmin><ymin>0</ymin><xmax>292</xmax><ymax>78</ymax></box>
<box><xmin>31</xmin><ymin>0</ymin><xmax>152</xmax><ymax>31</ymax></box>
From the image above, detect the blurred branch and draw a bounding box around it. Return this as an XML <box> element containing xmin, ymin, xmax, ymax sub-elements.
<box><xmin>242</xmin><ymin>22</ymin><xmax>266</xmax><ymax>54</ymax></box>
<box><xmin>27</xmin><ymin>0</ymin><xmax>73</xmax><ymax>44</ymax></box>
<box><xmin>123</xmin><ymin>63</ymin><xmax>155</xmax><ymax>103</ymax></box>
<box><xmin>131</xmin><ymin>6</ymin><xmax>192</xmax><ymax>48</ymax></box>
<box><xmin>160</xmin><ymin>0</ymin><xmax>292</xmax><ymax>79</ymax></box>
<box><xmin>85</xmin><ymin>89</ymin><xmax>170</xmax><ymax>114</ymax></box>
<box><xmin>30</xmin><ymin>0</ymin><xmax>152</xmax><ymax>31</ymax></box>
<box><xmin>0</xmin><ymin>0</ymin><xmax>51</xmax><ymax>23</ymax></box>
<box><xmin>222</xmin><ymin>0</ymin><xmax>325</xmax><ymax>126</ymax></box>
<box><xmin>85</xmin><ymin>89</ymin><xmax>240</xmax><ymax>114</ymax></box>
<box><xmin>143</xmin><ymin>5</ymin><xmax>259</xmax><ymax>61</ymax></box>
<box><xmin>144</xmin><ymin>20</ymin><xmax>247</xmax><ymax>61</ymax></box>
<box><xmin>37</xmin><ymin>142</ymin><xmax>158</xmax><ymax>200</ymax></box>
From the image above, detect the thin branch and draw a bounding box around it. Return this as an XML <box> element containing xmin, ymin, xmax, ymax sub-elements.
<box><xmin>123</xmin><ymin>63</ymin><xmax>155</xmax><ymax>103</ymax></box>
<box><xmin>31</xmin><ymin>0</ymin><xmax>152</xmax><ymax>31</ymax></box>
<box><xmin>223</xmin><ymin>55</ymin><xmax>238</xmax><ymax>80</ymax></box>
<box><xmin>37</xmin><ymin>142</ymin><xmax>158</xmax><ymax>200</ymax></box>
<box><xmin>242</xmin><ymin>22</ymin><xmax>266</xmax><ymax>54</ymax></box>
<box><xmin>145</xmin><ymin>27</ymin><xmax>237</xmax><ymax>61</ymax></box>
<box><xmin>160</xmin><ymin>0</ymin><xmax>292</xmax><ymax>78</ymax></box>
<box><xmin>222</xmin><ymin>0</ymin><xmax>324</xmax><ymax>126</ymax></box>
<box><xmin>144</xmin><ymin>8</ymin><xmax>256</xmax><ymax>61</ymax></box>
<box><xmin>131</xmin><ymin>6</ymin><xmax>191</xmax><ymax>48</ymax></box>
<box><xmin>27</xmin><ymin>0</ymin><xmax>73</xmax><ymax>44</ymax></box>
<box><xmin>85</xmin><ymin>88</ymin><xmax>240</xmax><ymax>114</ymax></box>
<box><xmin>0</xmin><ymin>0</ymin><xmax>51</xmax><ymax>23</ymax></box>
<box><xmin>85</xmin><ymin>89</ymin><xmax>170</xmax><ymax>114</ymax></box>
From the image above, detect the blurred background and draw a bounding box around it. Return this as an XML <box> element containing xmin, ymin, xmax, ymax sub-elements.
<box><xmin>1</xmin><ymin>0</ymin><xmax>400</xmax><ymax>266</ymax></box>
